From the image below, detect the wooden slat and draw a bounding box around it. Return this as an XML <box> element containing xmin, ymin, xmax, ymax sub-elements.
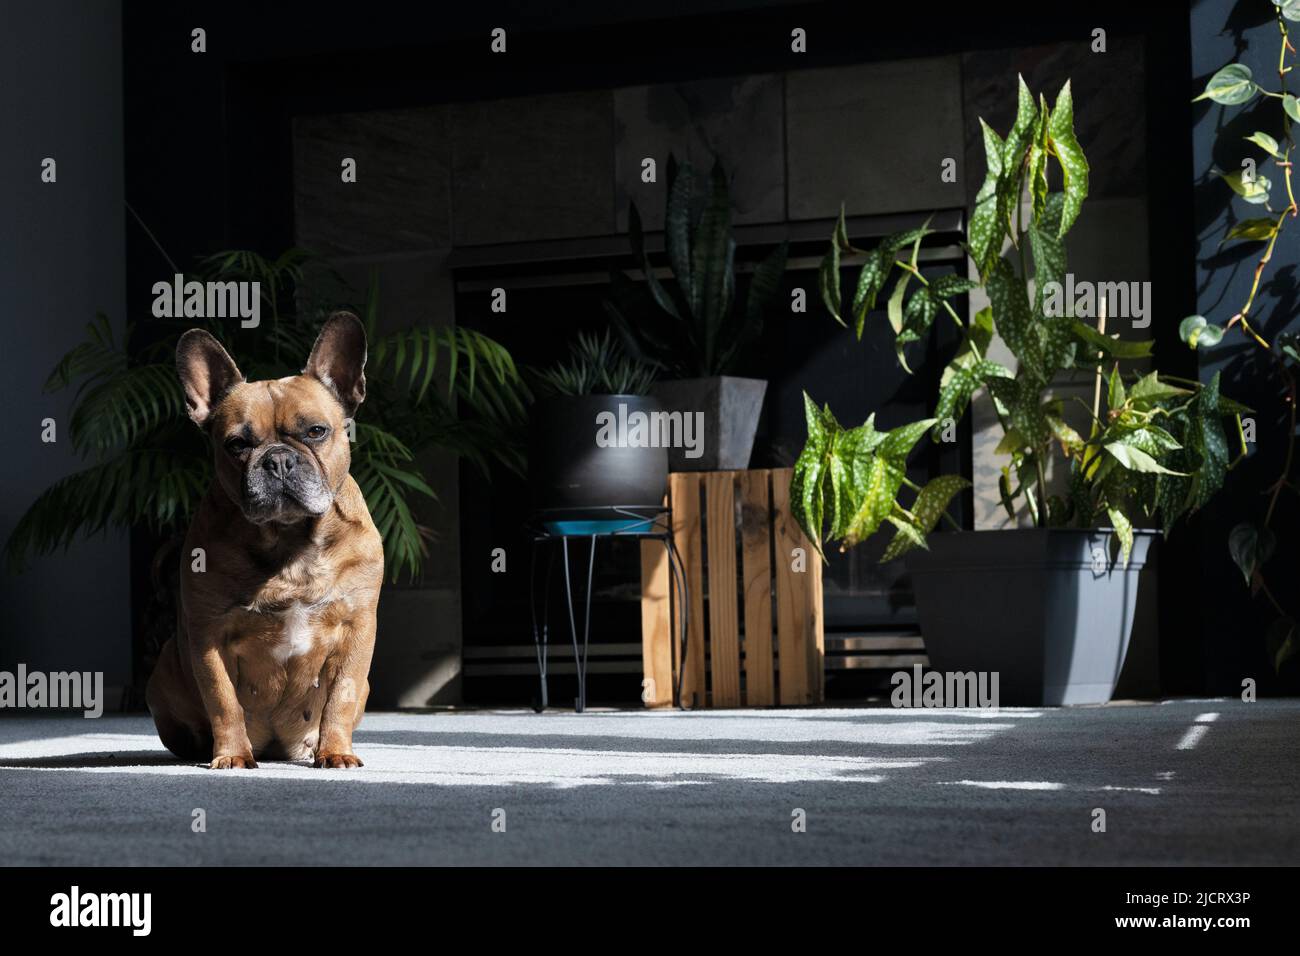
<box><xmin>639</xmin><ymin>534</ymin><xmax>674</xmax><ymax>708</ymax></box>
<box><xmin>739</xmin><ymin>469</ymin><xmax>774</xmax><ymax>706</ymax></box>
<box><xmin>771</xmin><ymin>467</ymin><xmax>810</xmax><ymax>704</ymax></box>
<box><xmin>705</xmin><ymin>471</ymin><xmax>741</xmax><ymax>707</ymax></box>
<box><xmin>670</xmin><ymin>472</ymin><xmax>706</xmax><ymax>709</ymax></box>
<box><xmin>808</xmin><ymin>540</ymin><xmax>825</xmax><ymax>703</ymax></box>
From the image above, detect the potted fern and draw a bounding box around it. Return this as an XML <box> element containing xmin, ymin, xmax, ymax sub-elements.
<box><xmin>792</xmin><ymin>77</ymin><xmax>1247</xmax><ymax>705</ymax></box>
<box><xmin>528</xmin><ymin>329</ymin><xmax>665</xmax><ymax>532</ymax></box>
<box><xmin>5</xmin><ymin>250</ymin><xmax>528</xmax><ymax>682</ymax></box>
<box><xmin>606</xmin><ymin>158</ymin><xmax>788</xmax><ymax>472</ymax></box>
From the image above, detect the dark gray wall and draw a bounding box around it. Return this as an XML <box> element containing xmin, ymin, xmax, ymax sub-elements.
<box><xmin>0</xmin><ymin>2</ymin><xmax>131</xmax><ymax>701</ymax></box>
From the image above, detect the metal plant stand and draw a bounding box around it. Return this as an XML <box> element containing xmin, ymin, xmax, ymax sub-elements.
<box><xmin>526</xmin><ymin>505</ymin><xmax>689</xmax><ymax>713</ymax></box>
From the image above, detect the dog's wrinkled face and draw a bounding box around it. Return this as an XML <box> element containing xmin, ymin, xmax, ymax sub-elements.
<box><xmin>210</xmin><ymin>376</ymin><xmax>346</xmax><ymax>522</ymax></box>
<box><xmin>176</xmin><ymin>312</ymin><xmax>367</xmax><ymax>525</ymax></box>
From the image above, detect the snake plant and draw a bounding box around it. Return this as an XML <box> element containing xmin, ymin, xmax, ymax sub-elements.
<box><xmin>606</xmin><ymin>158</ymin><xmax>788</xmax><ymax>378</ymax></box>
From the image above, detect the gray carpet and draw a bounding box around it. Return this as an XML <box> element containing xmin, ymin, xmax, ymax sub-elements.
<box><xmin>1</xmin><ymin>699</ymin><xmax>1295</xmax><ymax>865</ymax></box>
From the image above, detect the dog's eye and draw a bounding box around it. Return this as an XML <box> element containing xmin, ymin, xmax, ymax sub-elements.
<box><xmin>225</xmin><ymin>436</ymin><xmax>250</xmax><ymax>454</ymax></box>
<box><xmin>305</xmin><ymin>425</ymin><xmax>329</xmax><ymax>441</ymax></box>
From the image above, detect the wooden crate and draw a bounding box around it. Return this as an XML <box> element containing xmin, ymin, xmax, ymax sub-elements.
<box><xmin>640</xmin><ymin>467</ymin><xmax>824</xmax><ymax>708</ymax></box>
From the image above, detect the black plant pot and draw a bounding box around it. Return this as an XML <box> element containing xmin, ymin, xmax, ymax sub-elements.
<box><xmin>906</xmin><ymin>528</ymin><xmax>1159</xmax><ymax>706</ymax></box>
<box><xmin>529</xmin><ymin>394</ymin><xmax>668</xmax><ymax>526</ymax></box>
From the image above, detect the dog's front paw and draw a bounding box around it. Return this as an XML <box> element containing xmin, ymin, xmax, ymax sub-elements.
<box><xmin>210</xmin><ymin>754</ymin><xmax>258</xmax><ymax>770</ymax></box>
<box><xmin>314</xmin><ymin>752</ymin><xmax>363</xmax><ymax>769</ymax></box>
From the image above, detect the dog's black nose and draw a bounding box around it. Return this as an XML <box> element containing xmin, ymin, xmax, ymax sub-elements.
<box><xmin>261</xmin><ymin>446</ymin><xmax>299</xmax><ymax>479</ymax></box>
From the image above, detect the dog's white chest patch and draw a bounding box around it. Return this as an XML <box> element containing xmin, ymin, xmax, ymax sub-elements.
<box><xmin>273</xmin><ymin>603</ymin><xmax>316</xmax><ymax>662</ymax></box>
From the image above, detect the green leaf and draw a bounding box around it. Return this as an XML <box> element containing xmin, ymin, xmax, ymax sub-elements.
<box><xmin>1029</xmin><ymin>195</ymin><xmax>1067</xmax><ymax>316</ymax></box>
<box><xmin>1107</xmin><ymin>364</ymin><xmax>1126</xmax><ymax>409</ymax></box>
<box><xmin>43</xmin><ymin>314</ymin><xmax>124</xmax><ymax>394</ymax></box>
<box><xmin>1047</xmin><ymin>80</ymin><xmax>1090</xmax><ymax>236</ymax></box>
<box><xmin>897</xmin><ymin>275</ymin><xmax>977</xmax><ymax>374</ymax></box>
<box><xmin>1218</xmin><ymin>168</ymin><xmax>1271</xmax><ymax>204</ymax></box>
<box><xmin>1245</xmin><ymin>130</ymin><xmax>1283</xmax><ymax>158</ymax></box>
<box><xmin>1187</xmin><ymin>372</ymin><xmax>1231</xmax><ymax>509</ymax></box>
<box><xmin>1179</xmin><ymin>315</ymin><xmax>1226</xmax><ymax>349</ymax></box>
<box><xmin>880</xmin><ymin>514</ymin><xmax>927</xmax><ymax>563</ymax></box>
<box><xmin>969</xmin><ymin>119</ymin><xmax>1007</xmax><ymax>278</ymax></box>
<box><xmin>68</xmin><ymin>363</ymin><xmax>185</xmax><ymax>455</ymax></box>
<box><xmin>886</xmin><ymin>271</ymin><xmax>911</xmax><ymax>338</ymax></box>
<box><xmin>850</xmin><ymin>252</ymin><xmax>889</xmax><ymax>336</ymax></box>
<box><xmin>832</xmin><ymin>205</ymin><xmax>852</xmax><ymax>251</ymax></box>
<box><xmin>827</xmin><ymin>418</ymin><xmax>885</xmax><ymax>540</ymax></box>
<box><xmin>998</xmin><ymin>469</ymin><xmax>1018</xmax><ymax>521</ymax></box>
<box><xmin>982</xmin><ymin>79</ymin><xmax>1035</xmax><ymax>255</ymax></box>
<box><xmin>747</xmin><ymin>240</ymin><xmax>788</xmax><ymax>334</ymax></box>
<box><xmin>896</xmin><ymin>286</ymin><xmax>939</xmax><ymax>372</ymax></box>
<box><xmin>1286</xmin><ymin>94</ymin><xmax>1300</xmax><ymax>123</ymax></box>
<box><xmin>883</xmin><ymin>224</ymin><xmax>934</xmax><ymax>257</ymax></box>
<box><xmin>1002</xmin><ymin>75</ymin><xmax>1039</xmax><ymax>173</ymax></box>
<box><xmin>1046</xmin><ymin>409</ymin><xmax>1084</xmax><ymax>454</ymax></box>
<box><xmin>791</xmin><ymin>405</ymin><xmax>940</xmax><ymax>554</ymax></box>
<box><xmin>1228</xmin><ymin>521</ymin><xmax>1275</xmax><ymax>585</ymax></box>
<box><xmin>989</xmin><ymin>376</ymin><xmax>1051</xmax><ymax>447</ymax></box>
<box><xmin>986</xmin><ymin>258</ymin><xmax>1042</xmax><ymax>372</ymax></box>
<box><xmin>1071</xmin><ymin>320</ymin><xmax>1155</xmax><ymax>359</ymax></box>
<box><xmin>628</xmin><ymin>202</ymin><xmax>682</xmax><ymax>322</ymax></box>
<box><xmin>942</xmin><ymin>306</ymin><xmax>994</xmax><ymax>385</ymax></box>
<box><xmin>691</xmin><ymin>162</ymin><xmax>734</xmax><ymax>366</ymax></box>
<box><xmin>818</xmin><ymin>206</ymin><xmax>851</xmax><ymax>323</ymax></box>
<box><xmin>842</xmin><ymin>456</ymin><xmax>906</xmax><ymax>546</ymax></box>
<box><xmin>790</xmin><ymin>393</ymin><xmax>836</xmax><ymax>553</ymax></box>
<box><xmin>934</xmin><ymin>358</ymin><xmax>1012</xmax><ymax>438</ymax></box>
<box><xmin>1277</xmin><ymin>0</ymin><xmax>1300</xmax><ymax>23</ymax></box>
<box><xmin>974</xmin><ymin>117</ymin><xmax>1005</xmax><ymax>204</ymax></box>
<box><xmin>910</xmin><ymin>475</ymin><xmax>969</xmax><ymax>533</ymax></box>
<box><xmin>1029</xmin><ymin>93</ymin><xmax>1051</xmax><ymax>221</ymax></box>
<box><xmin>4</xmin><ymin>449</ymin><xmax>210</xmax><ymax>572</ymax></box>
<box><xmin>819</xmin><ymin>241</ymin><xmax>844</xmax><ymax>325</ymax></box>
<box><xmin>1107</xmin><ymin>506</ymin><xmax>1134</xmax><ymax>567</ymax></box>
<box><xmin>930</xmin><ymin>274</ymin><xmax>979</xmax><ymax>300</ymax></box>
<box><xmin>995</xmin><ymin>428</ymin><xmax>1026</xmax><ymax>455</ymax></box>
<box><xmin>1279</xmin><ymin>331</ymin><xmax>1300</xmax><ymax>365</ymax></box>
<box><xmin>1222</xmin><ymin>217</ymin><xmax>1278</xmax><ymax>244</ymax></box>
<box><xmin>664</xmin><ymin>159</ymin><xmax>694</xmax><ymax>298</ymax></box>
<box><xmin>1265</xmin><ymin>616</ymin><xmax>1298</xmax><ymax>675</ymax></box>
<box><xmin>1194</xmin><ymin>63</ymin><xmax>1257</xmax><ymax>105</ymax></box>
<box><xmin>878</xmin><ymin>418</ymin><xmax>939</xmax><ymax>461</ymax></box>
<box><xmin>1127</xmin><ymin>371</ymin><xmax>1192</xmax><ymax>404</ymax></box>
<box><xmin>1104</xmin><ymin>441</ymin><xmax>1184</xmax><ymax>475</ymax></box>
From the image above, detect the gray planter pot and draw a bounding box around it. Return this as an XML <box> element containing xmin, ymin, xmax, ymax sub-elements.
<box><xmin>650</xmin><ymin>376</ymin><xmax>766</xmax><ymax>472</ymax></box>
<box><xmin>906</xmin><ymin>528</ymin><xmax>1159</xmax><ymax>706</ymax></box>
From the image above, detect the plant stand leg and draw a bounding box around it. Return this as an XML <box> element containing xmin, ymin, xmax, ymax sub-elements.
<box><xmin>666</xmin><ymin>536</ymin><xmax>690</xmax><ymax>710</ymax></box>
<box><xmin>530</xmin><ymin>540</ymin><xmax>556</xmax><ymax>713</ymax></box>
<box><xmin>561</xmin><ymin>535</ymin><xmax>597</xmax><ymax>713</ymax></box>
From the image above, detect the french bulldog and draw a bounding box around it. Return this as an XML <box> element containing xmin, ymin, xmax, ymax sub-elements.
<box><xmin>146</xmin><ymin>312</ymin><xmax>384</xmax><ymax>769</ymax></box>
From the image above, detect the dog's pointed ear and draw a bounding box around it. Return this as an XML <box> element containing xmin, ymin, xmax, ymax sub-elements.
<box><xmin>303</xmin><ymin>311</ymin><xmax>367</xmax><ymax>417</ymax></box>
<box><xmin>176</xmin><ymin>330</ymin><xmax>244</xmax><ymax>427</ymax></box>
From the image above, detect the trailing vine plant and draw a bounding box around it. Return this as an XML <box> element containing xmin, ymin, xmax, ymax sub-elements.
<box><xmin>1188</xmin><ymin>0</ymin><xmax>1300</xmax><ymax>671</ymax></box>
